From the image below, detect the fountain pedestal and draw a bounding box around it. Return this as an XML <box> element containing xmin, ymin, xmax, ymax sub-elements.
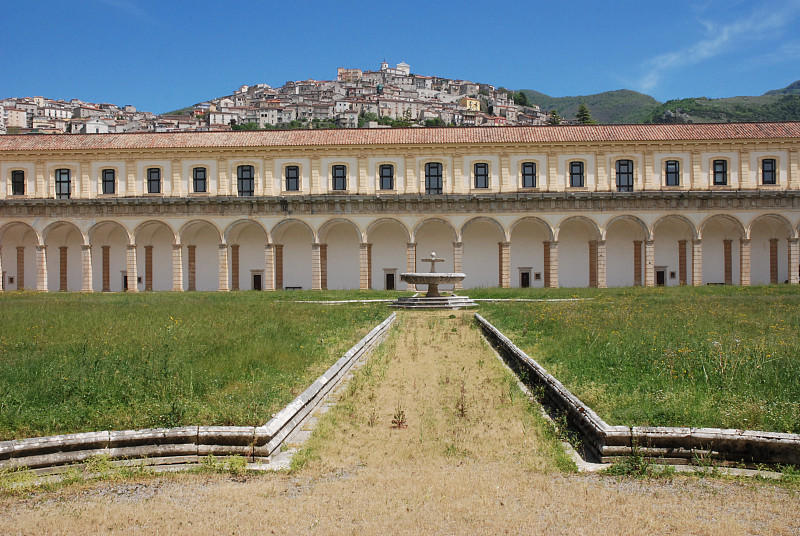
<box><xmin>389</xmin><ymin>252</ymin><xmax>477</xmax><ymax>309</ymax></box>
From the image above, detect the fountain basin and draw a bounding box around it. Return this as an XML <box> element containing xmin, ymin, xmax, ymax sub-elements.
<box><xmin>400</xmin><ymin>272</ymin><xmax>465</xmax><ymax>297</ymax></box>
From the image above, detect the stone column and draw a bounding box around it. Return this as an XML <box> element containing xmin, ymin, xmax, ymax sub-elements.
<box><xmin>320</xmin><ymin>244</ymin><xmax>328</xmax><ymax>290</ymax></box>
<box><xmin>597</xmin><ymin>240</ymin><xmax>607</xmax><ymax>289</ymax></box>
<box><xmin>59</xmin><ymin>246</ymin><xmax>68</xmax><ymax>291</ymax></box>
<box><xmin>788</xmin><ymin>238</ymin><xmax>799</xmax><ymax>285</ymax></box>
<box><xmin>144</xmin><ymin>245</ymin><xmax>153</xmax><ymax>291</ymax></box>
<box><xmin>692</xmin><ymin>239</ymin><xmax>702</xmax><ymax>286</ymax></box>
<box><xmin>644</xmin><ymin>239</ymin><xmax>655</xmax><ymax>287</ymax></box>
<box><xmin>739</xmin><ymin>239</ymin><xmax>751</xmax><ymax>286</ymax></box>
<box><xmin>312</xmin><ymin>243</ymin><xmax>322</xmax><ymax>291</ymax></box>
<box><xmin>633</xmin><ymin>241</ymin><xmax>643</xmax><ymax>286</ymax></box>
<box><xmin>172</xmin><ymin>244</ymin><xmax>183</xmax><ymax>291</ymax></box>
<box><xmin>452</xmin><ymin>241</ymin><xmax>463</xmax><ymax>290</ymax></box>
<box><xmin>769</xmin><ymin>238</ymin><xmax>779</xmax><ymax>284</ymax></box>
<box><xmin>81</xmin><ymin>245</ymin><xmax>92</xmax><ymax>292</ymax></box>
<box><xmin>218</xmin><ymin>244</ymin><xmax>229</xmax><ymax>291</ymax></box>
<box><xmin>264</xmin><ymin>244</ymin><xmax>275</xmax><ymax>291</ymax></box>
<box><xmin>588</xmin><ymin>241</ymin><xmax>598</xmax><ymax>288</ymax></box>
<box><xmin>102</xmin><ymin>245</ymin><xmax>111</xmax><ymax>292</ymax></box>
<box><xmin>548</xmin><ymin>241</ymin><xmax>559</xmax><ymax>288</ymax></box>
<box><xmin>406</xmin><ymin>242</ymin><xmax>417</xmax><ymax>291</ymax></box>
<box><xmin>499</xmin><ymin>241</ymin><xmax>510</xmax><ymax>288</ymax></box>
<box><xmin>678</xmin><ymin>240</ymin><xmax>687</xmax><ymax>286</ymax></box>
<box><xmin>723</xmin><ymin>239</ymin><xmax>733</xmax><ymax>285</ymax></box>
<box><xmin>359</xmin><ymin>243</ymin><xmax>372</xmax><ymax>290</ymax></box>
<box><xmin>17</xmin><ymin>246</ymin><xmax>25</xmax><ymax>289</ymax></box>
<box><xmin>543</xmin><ymin>241</ymin><xmax>551</xmax><ymax>287</ymax></box>
<box><xmin>187</xmin><ymin>245</ymin><xmax>196</xmax><ymax>291</ymax></box>
<box><xmin>230</xmin><ymin>244</ymin><xmax>240</xmax><ymax>290</ymax></box>
<box><xmin>36</xmin><ymin>245</ymin><xmax>47</xmax><ymax>291</ymax></box>
<box><xmin>126</xmin><ymin>245</ymin><xmax>138</xmax><ymax>292</ymax></box>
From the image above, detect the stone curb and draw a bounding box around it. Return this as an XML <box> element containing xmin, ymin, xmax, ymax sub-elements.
<box><xmin>0</xmin><ymin>313</ymin><xmax>396</xmax><ymax>473</ymax></box>
<box><xmin>475</xmin><ymin>313</ymin><xmax>800</xmax><ymax>468</ymax></box>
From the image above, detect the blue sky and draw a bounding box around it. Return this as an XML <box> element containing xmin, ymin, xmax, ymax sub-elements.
<box><xmin>3</xmin><ymin>0</ymin><xmax>800</xmax><ymax>114</ymax></box>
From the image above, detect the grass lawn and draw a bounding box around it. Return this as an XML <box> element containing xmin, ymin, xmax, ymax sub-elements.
<box><xmin>478</xmin><ymin>285</ymin><xmax>800</xmax><ymax>434</ymax></box>
<box><xmin>0</xmin><ymin>291</ymin><xmax>388</xmax><ymax>440</ymax></box>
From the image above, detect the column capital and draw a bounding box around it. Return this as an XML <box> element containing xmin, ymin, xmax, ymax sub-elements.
<box><xmin>452</xmin><ymin>241</ymin><xmax>463</xmax><ymax>248</ymax></box>
<box><xmin>406</xmin><ymin>242</ymin><xmax>417</xmax><ymax>248</ymax></box>
<box><xmin>36</xmin><ymin>244</ymin><xmax>46</xmax><ymax>252</ymax></box>
<box><xmin>82</xmin><ymin>244</ymin><xmax>92</xmax><ymax>251</ymax></box>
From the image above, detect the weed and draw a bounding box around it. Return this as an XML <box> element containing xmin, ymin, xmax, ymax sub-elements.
<box><xmin>367</xmin><ymin>407</ymin><xmax>378</xmax><ymax>427</ymax></box>
<box><xmin>391</xmin><ymin>401</ymin><xmax>407</xmax><ymax>429</ymax></box>
<box><xmin>455</xmin><ymin>381</ymin><xmax>467</xmax><ymax>419</ymax></box>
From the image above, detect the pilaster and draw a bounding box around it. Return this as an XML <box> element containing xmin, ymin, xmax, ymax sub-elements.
<box><xmin>723</xmin><ymin>239</ymin><xmax>733</xmax><ymax>285</ymax></box>
<box><xmin>81</xmin><ymin>244</ymin><xmax>92</xmax><ymax>292</ymax></box>
<box><xmin>692</xmin><ymin>239</ymin><xmax>702</xmax><ymax>286</ymax></box>
<box><xmin>171</xmin><ymin>158</ymin><xmax>182</xmax><ymax>196</ymax></box>
<box><xmin>102</xmin><ymin>245</ymin><xmax>111</xmax><ymax>292</ymax></box>
<box><xmin>406</xmin><ymin>242</ymin><xmax>417</xmax><ymax>291</ymax></box>
<box><xmin>769</xmin><ymin>238</ymin><xmax>779</xmax><ymax>284</ymax></box>
<box><xmin>172</xmin><ymin>245</ymin><xmax>183</xmax><ymax>291</ymax></box>
<box><xmin>359</xmin><ymin>243</ymin><xmax>372</xmax><ymax>290</ymax></box>
<box><xmin>218</xmin><ymin>244</ymin><xmax>229</xmax><ymax>291</ymax></box>
<box><xmin>588</xmin><ymin>240</ymin><xmax>598</xmax><ymax>288</ymax></box>
<box><xmin>453</xmin><ymin>241</ymin><xmax>463</xmax><ymax>290</ymax></box>
<box><xmin>595</xmin><ymin>153</ymin><xmax>608</xmax><ymax>192</ymax></box>
<box><xmin>144</xmin><ymin>245</ymin><xmax>153</xmax><ymax>291</ymax></box>
<box><xmin>126</xmin><ymin>159</ymin><xmax>136</xmax><ymax>196</ymax></box>
<box><xmin>739</xmin><ymin>239</ymin><xmax>751</xmax><ymax>286</ymax></box>
<box><xmin>274</xmin><ymin>244</ymin><xmax>284</xmax><ymax>290</ymax></box>
<box><xmin>36</xmin><ymin>245</ymin><xmax>47</xmax><ymax>291</ymax></box>
<box><xmin>499</xmin><ymin>153</ymin><xmax>510</xmax><ymax>192</ymax></box>
<box><xmin>17</xmin><ymin>246</ymin><xmax>25</xmax><ymax>289</ymax></box>
<box><xmin>548</xmin><ymin>241</ymin><xmax>559</xmax><ymax>288</ymax></box>
<box><xmin>597</xmin><ymin>240</ymin><xmax>607</xmax><ymax>288</ymax></box>
<box><xmin>358</xmin><ymin>154</ymin><xmax>368</xmax><ymax>194</ymax></box>
<box><xmin>80</xmin><ymin>160</ymin><xmax>91</xmax><ymax>198</ymax></box>
<box><xmin>35</xmin><ymin>160</ymin><xmax>45</xmax><ymax>197</ymax></box>
<box><xmin>405</xmin><ymin>154</ymin><xmax>417</xmax><ymax>194</ymax></box>
<box><xmin>187</xmin><ymin>245</ymin><xmax>196</xmax><ymax>291</ymax></box>
<box><xmin>789</xmin><ymin>150</ymin><xmax>800</xmax><ymax>189</ymax></box>
<box><xmin>499</xmin><ymin>241</ymin><xmax>510</xmax><ymax>288</ymax></box>
<box><xmin>643</xmin><ymin>150</ymin><xmax>654</xmax><ymax>190</ymax></box>
<box><xmin>230</xmin><ymin>244</ymin><xmax>240</xmax><ymax>290</ymax></box>
<box><xmin>59</xmin><ymin>246</ymin><xmax>68</xmax><ymax>292</ymax></box>
<box><xmin>312</xmin><ymin>243</ymin><xmax>322</xmax><ymax>290</ymax></box>
<box><xmin>126</xmin><ymin>244</ymin><xmax>138</xmax><ymax>292</ymax></box>
<box><xmin>451</xmin><ymin>153</ymin><xmax>462</xmax><ymax>194</ymax></box>
<box><xmin>678</xmin><ymin>240</ymin><xmax>687</xmax><ymax>286</ymax></box>
<box><xmin>264</xmin><ymin>244</ymin><xmax>275</xmax><ymax>291</ymax></box>
<box><xmin>788</xmin><ymin>238</ymin><xmax>799</xmax><ymax>284</ymax></box>
<box><xmin>218</xmin><ymin>158</ymin><xmax>229</xmax><ymax>196</ymax></box>
<box><xmin>644</xmin><ymin>239</ymin><xmax>655</xmax><ymax>287</ymax></box>
<box><xmin>633</xmin><ymin>240</ymin><xmax>643</xmax><ymax>286</ymax></box>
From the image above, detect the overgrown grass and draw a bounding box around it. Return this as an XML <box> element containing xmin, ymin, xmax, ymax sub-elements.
<box><xmin>0</xmin><ymin>291</ymin><xmax>387</xmax><ymax>439</ymax></box>
<box><xmin>479</xmin><ymin>285</ymin><xmax>800</xmax><ymax>433</ymax></box>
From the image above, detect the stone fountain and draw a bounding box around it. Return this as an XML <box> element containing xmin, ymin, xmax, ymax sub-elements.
<box><xmin>390</xmin><ymin>252</ymin><xmax>477</xmax><ymax>309</ymax></box>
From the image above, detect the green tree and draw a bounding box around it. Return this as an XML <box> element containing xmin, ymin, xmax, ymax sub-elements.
<box><xmin>547</xmin><ymin>110</ymin><xmax>562</xmax><ymax>125</ymax></box>
<box><xmin>513</xmin><ymin>91</ymin><xmax>529</xmax><ymax>107</ymax></box>
<box><xmin>575</xmin><ymin>102</ymin><xmax>597</xmax><ymax>124</ymax></box>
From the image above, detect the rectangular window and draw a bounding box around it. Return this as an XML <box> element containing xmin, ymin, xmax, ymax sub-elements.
<box><xmin>286</xmin><ymin>165</ymin><xmax>299</xmax><ymax>191</ymax></box>
<box><xmin>473</xmin><ymin>162</ymin><xmax>489</xmax><ymax>189</ymax></box>
<box><xmin>102</xmin><ymin>169</ymin><xmax>115</xmax><ymax>194</ymax></box>
<box><xmin>193</xmin><ymin>167</ymin><xmax>207</xmax><ymax>193</ymax></box>
<box><xmin>616</xmin><ymin>159</ymin><xmax>633</xmax><ymax>192</ymax></box>
<box><xmin>762</xmin><ymin>158</ymin><xmax>776</xmax><ymax>185</ymax></box>
<box><xmin>11</xmin><ymin>170</ymin><xmax>25</xmax><ymax>195</ymax></box>
<box><xmin>665</xmin><ymin>160</ymin><xmax>680</xmax><ymax>186</ymax></box>
<box><xmin>147</xmin><ymin>168</ymin><xmax>161</xmax><ymax>194</ymax></box>
<box><xmin>713</xmin><ymin>159</ymin><xmax>727</xmax><ymax>186</ymax></box>
<box><xmin>521</xmin><ymin>162</ymin><xmax>536</xmax><ymax>188</ymax></box>
<box><xmin>332</xmin><ymin>164</ymin><xmax>347</xmax><ymax>191</ymax></box>
<box><xmin>425</xmin><ymin>162</ymin><xmax>443</xmax><ymax>194</ymax></box>
<box><xmin>569</xmin><ymin>161</ymin><xmax>584</xmax><ymax>188</ymax></box>
<box><xmin>55</xmin><ymin>168</ymin><xmax>71</xmax><ymax>199</ymax></box>
<box><xmin>237</xmin><ymin>165</ymin><xmax>254</xmax><ymax>196</ymax></box>
<box><xmin>379</xmin><ymin>164</ymin><xmax>394</xmax><ymax>190</ymax></box>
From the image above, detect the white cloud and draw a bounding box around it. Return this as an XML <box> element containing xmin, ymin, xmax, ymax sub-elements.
<box><xmin>634</xmin><ymin>1</ymin><xmax>800</xmax><ymax>93</ymax></box>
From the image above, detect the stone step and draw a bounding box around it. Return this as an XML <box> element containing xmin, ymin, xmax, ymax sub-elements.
<box><xmin>389</xmin><ymin>295</ymin><xmax>477</xmax><ymax>309</ymax></box>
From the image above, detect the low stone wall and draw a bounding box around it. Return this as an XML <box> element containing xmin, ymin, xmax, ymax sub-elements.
<box><xmin>475</xmin><ymin>313</ymin><xmax>800</xmax><ymax>468</ymax></box>
<box><xmin>0</xmin><ymin>313</ymin><xmax>396</xmax><ymax>474</ymax></box>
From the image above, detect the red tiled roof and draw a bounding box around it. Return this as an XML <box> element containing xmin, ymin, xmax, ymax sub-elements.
<box><xmin>1</xmin><ymin>123</ymin><xmax>800</xmax><ymax>152</ymax></box>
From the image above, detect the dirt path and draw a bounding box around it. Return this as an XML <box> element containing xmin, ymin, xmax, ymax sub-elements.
<box><xmin>1</xmin><ymin>311</ymin><xmax>799</xmax><ymax>535</ymax></box>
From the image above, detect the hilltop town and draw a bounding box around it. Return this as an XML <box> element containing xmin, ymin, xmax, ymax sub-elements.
<box><xmin>0</xmin><ymin>60</ymin><xmax>550</xmax><ymax>135</ymax></box>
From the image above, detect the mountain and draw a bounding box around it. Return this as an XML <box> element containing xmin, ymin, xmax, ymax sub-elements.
<box><xmin>519</xmin><ymin>89</ymin><xmax>661</xmax><ymax>124</ymax></box>
<box><xmin>764</xmin><ymin>80</ymin><xmax>800</xmax><ymax>96</ymax></box>
<box><xmin>643</xmin><ymin>94</ymin><xmax>800</xmax><ymax>123</ymax></box>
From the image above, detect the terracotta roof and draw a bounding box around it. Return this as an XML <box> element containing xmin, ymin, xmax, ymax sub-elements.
<box><xmin>1</xmin><ymin>123</ymin><xmax>800</xmax><ymax>152</ymax></box>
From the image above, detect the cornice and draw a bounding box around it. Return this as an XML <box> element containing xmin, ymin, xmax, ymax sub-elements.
<box><xmin>1</xmin><ymin>190</ymin><xmax>799</xmax><ymax>219</ymax></box>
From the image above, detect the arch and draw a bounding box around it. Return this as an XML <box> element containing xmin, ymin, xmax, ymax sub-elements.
<box><xmin>602</xmin><ymin>215</ymin><xmax>650</xmax><ymax>241</ymax></box>
<box><xmin>88</xmin><ymin>220</ymin><xmax>132</xmax><ymax>244</ymax></box>
<box><xmin>554</xmin><ymin>216</ymin><xmax>600</xmax><ymax>242</ymax></box>
<box><xmin>460</xmin><ymin>216</ymin><xmax>508</xmax><ymax>242</ymax></box>
<box><xmin>224</xmin><ymin>218</ymin><xmax>269</xmax><ymax>244</ymax></box>
<box><xmin>178</xmin><ymin>219</ymin><xmax>222</xmax><ymax>244</ymax></box>
<box><xmin>749</xmin><ymin>213</ymin><xmax>794</xmax><ymax>285</ymax></box>
<box><xmin>271</xmin><ymin>218</ymin><xmax>316</xmax><ymax>244</ymax></box>
<box><xmin>134</xmin><ymin>219</ymin><xmax>177</xmax><ymax>245</ymax></box>
<box><xmin>365</xmin><ymin>217</ymin><xmax>411</xmax><ymax>243</ymax></box>
<box><xmin>42</xmin><ymin>220</ymin><xmax>86</xmax><ymax>245</ymax></box>
<box><xmin>411</xmin><ymin>217</ymin><xmax>457</xmax><ymax>242</ymax></box>
<box><xmin>0</xmin><ymin>221</ymin><xmax>40</xmax><ymax>245</ymax></box>
<box><xmin>509</xmin><ymin>216</ymin><xmax>554</xmax><ymax>242</ymax></box>
<box><xmin>698</xmin><ymin>214</ymin><xmax>745</xmax><ymax>240</ymax></box>
<box><xmin>746</xmin><ymin>213</ymin><xmax>794</xmax><ymax>239</ymax></box>
<box><xmin>318</xmin><ymin>218</ymin><xmax>364</xmax><ymax>244</ymax></box>
<box><xmin>651</xmin><ymin>214</ymin><xmax>699</xmax><ymax>241</ymax></box>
